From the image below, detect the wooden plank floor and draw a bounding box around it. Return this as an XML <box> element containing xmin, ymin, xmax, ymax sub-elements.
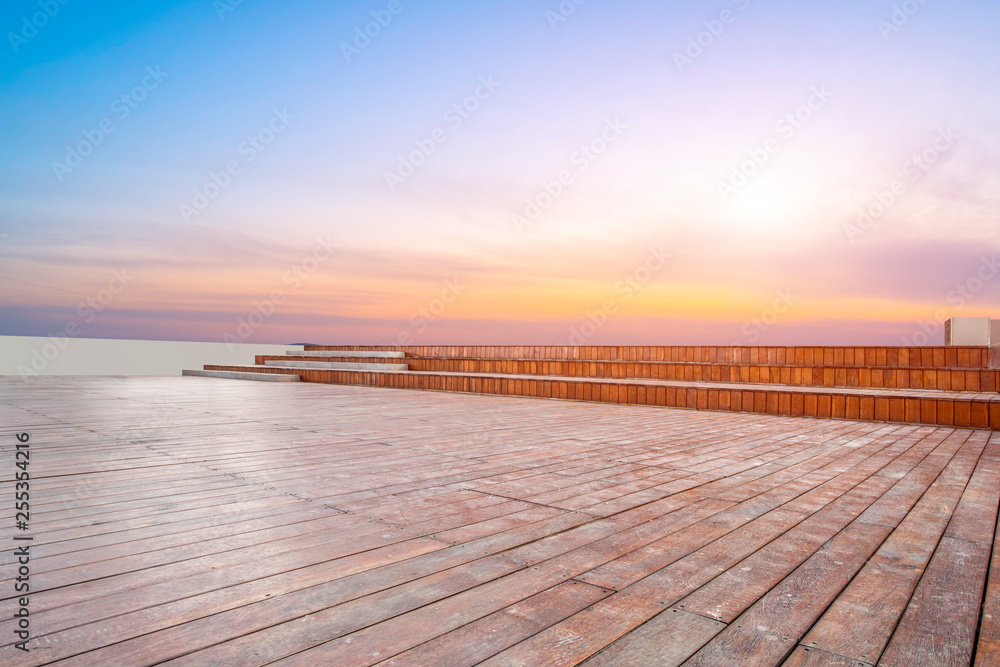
<box><xmin>1</xmin><ymin>376</ymin><xmax>998</xmax><ymax>666</ymax></box>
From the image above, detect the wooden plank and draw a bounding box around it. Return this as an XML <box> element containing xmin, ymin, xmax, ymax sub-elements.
<box><xmin>879</xmin><ymin>537</ymin><xmax>991</xmax><ymax>666</ymax></box>
<box><xmin>278</xmin><ymin>581</ymin><xmax>613</xmax><ymax>666</ymax></box>
<box><xmin>797</xmin><ymin>477</ymin><xmax>974</xmax><ymax>663</ymax></box>
<box><xmin>581</xmin><ymin>428</ymin><xmax>916</xmax><ymax>590</ymax></box>
<box><xmin>680</xmin><ymin>521</ymin><xmax>893</xmax><ymax>666</ymax></box>
<box><xmin>4</xmin><ymin>511</ymin><xmax>377</xmax><ymax>590</ymax></box>
<box><xmin>575</xmin><ymin>504</ymin><xmax>796</xmax><ymax>591</ymax></box>
<box><xmin>477</xmin><ymin>508</ymin><xmax>816</xmax><ymax>666</ymax></box>
<box><xmin>783</xmin><ymin>646</ymin><xmax>874</xmax><ymax>666</ymax></box>
<box><xmin>432</xmin><ymin>505</ymin><xmax>568</xmax><ymax>544</ymax></box>
<box><xmin>977</xmin><ymin>434</ymin><xmax>1000</xmax><ymax>667</ymax></box>
<box><xmin>376</xmin><ymin>581</ymin><xmax>611</xmax><ymax>666</ymax></box>
<box><xmin>976</xmin><ymin>513</ymin><xmax>1000</xmax><ymax>666</ymax></box>
<box><xmin>54</xmin><ymin>554</ymin><xmax>525</xmax><ymax>666</ymax></box>
<box><xmin>4</xmin><ymin>535</ymin><xmax>448</xmax><ymax>663</ymax></box>
<box><xmin>579</xmin><ymin>609</ymin><xmax>725</xmax><ymax>666</ymax></box>
<box><xmin>676</xmin><ymin>475</ymin><xmax>896</xmax><ymax>624</ymax></box>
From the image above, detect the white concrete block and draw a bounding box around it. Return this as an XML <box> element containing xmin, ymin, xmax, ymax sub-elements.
<box><xmin>945</xmin><ymin>317</ymin><xmax>990</xmax><ymax>345</ymax></box>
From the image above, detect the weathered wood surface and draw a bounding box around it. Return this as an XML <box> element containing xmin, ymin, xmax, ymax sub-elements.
<box><xmin>0</xmin><ymin>376</ymin><xmax>997</xmax><ymax>666</ymax></box>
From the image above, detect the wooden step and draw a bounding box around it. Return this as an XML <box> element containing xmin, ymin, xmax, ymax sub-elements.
<box><xmin>286</xmin><ymin>350</ymin><xmax>405</xmax><ymax>359</ymax></box>
<box><xmin>182</xmin><ymin>369</ymin><xmax>300</xmax><ymax>382</ymax></box>
<box><xmin>202</xmin><ymin>365</ymin><xmax>1000</xmax><ymax>430</ymax></box>
<box><xmin>400</xmin><ymin>357</ymin><xmax>999</xmax><ymax>392</ymax></box>
<box><xmin>306</xmin><ymin>345</ymin><xmax>996</xmax><ymax>369</ymax></box>
<box><xmin>262</xmin><ymin>360</ymin><xmax>408</xmax><ymax>371</ymax></box>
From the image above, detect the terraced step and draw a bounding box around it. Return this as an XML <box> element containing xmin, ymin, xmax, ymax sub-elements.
<box><xmin>307</xmin><ymin>345</ymin><xmax>998</xmax><ymax>369</ymax></box>
<box><xmin>403</xmin><ymin>357</ymin><xmax>999</xmax><ymax>392</ymax></box>
<box><xmin>262</xmin><ymin>360</ymin><xmax>408</xmax><ymax>371</ymax></box>
<box><xmin>286</xmin><ymin>350</ymin><xmax>405</xmax><ymax>358</ymax></box>
<box><xmin>182</xmin><ymin>369</ymin><xmax>300</xmax><ymax>382</ymax></box>
<box><xmin>201</xmin><ymin>364</ymin><xmax>1000</xmax><ymax>430</ymax></box>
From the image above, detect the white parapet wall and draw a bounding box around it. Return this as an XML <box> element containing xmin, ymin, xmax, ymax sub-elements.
<box><xmin>945</xmin><ymin>317</ymin><xmax>994</xmax><ymax>346</ymax></box>
<box><xmin>0</xmin><ymin>335</ymin><xmax>303</xmax><ymax>377</ymax></box>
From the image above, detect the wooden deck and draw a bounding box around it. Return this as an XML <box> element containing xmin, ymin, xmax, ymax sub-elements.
<box><xmin>2</xmin><ymin>375</ymin><xmax>999</xmax><ymax>666</ymax></box>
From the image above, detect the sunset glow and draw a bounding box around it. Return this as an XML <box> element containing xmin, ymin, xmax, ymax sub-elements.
<box><xmin>2</xmin><ymin>0</ymin><xmax>998</xmax><ymax>346</ymax></box>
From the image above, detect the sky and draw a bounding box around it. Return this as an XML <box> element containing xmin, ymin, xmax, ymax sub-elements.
<box><xmin>1</xmin><ymin>0</ymin><xmax>998</xmax><ymax>346</ymax></box>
